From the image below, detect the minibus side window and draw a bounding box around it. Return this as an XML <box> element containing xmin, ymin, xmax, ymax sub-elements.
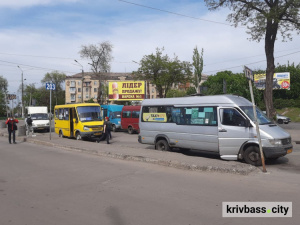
<box><xmin>55</xmin><ymin>109</ymin><xmax>58</xmax><ymax>119</ymax></box>
<box><xmin>122</xmin><ymin>111</ymin><xmax>131</xmax><ymax>118</ymax></box>
<box><xmin>142</xmin><ymin>106</ymin><xmax>174</xmax><ymax>123</ymax></box>
<box><xmin>174</xmin><ymin>107</ymin><xmax>217</xmax><ymax>126</ymax></box>
<box><xmin>221</xmin><ymin>108</ymin><xmax>246</xmax><ymax>126</ymax></box>
<box><xmin>132</xmin><ymin>111</ymin><xmax>140</xmax><ymax>118</ymax></box>
<box><xmin>59</xmin><ymin>108</ymin><xmax>64</xmax><ymax>120</ymax></box>
<box><xmin>64</xmin><ymin>108</ymin><xmax>69</xmax><ymax>120</ymax></box>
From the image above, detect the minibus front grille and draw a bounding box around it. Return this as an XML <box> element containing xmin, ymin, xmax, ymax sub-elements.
<box><xmin>281</xmin><ymin>138</ymin><xmax>291</xmax><ymax>145</ymax></box>
<box><xmin>86</xmin><ymin>126</ymin><xmax>102</xmax><ymax>131</ymax></box>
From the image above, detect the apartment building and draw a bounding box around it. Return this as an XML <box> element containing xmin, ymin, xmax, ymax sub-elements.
<box><xmin>65</xmin><ymin>72</ymin><xmax>208</xmax><ymax>103</ymax></box>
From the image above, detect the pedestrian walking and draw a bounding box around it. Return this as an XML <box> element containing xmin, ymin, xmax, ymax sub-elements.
<box><xmin>5</xmin><ymin>116</ymin><xmax>19</xmax><ymax>144</ymax></box>
<box><xmin>25</xmin><ymin>116</ymin><xmax>34</xmax><ymax>136</ymax></box>
<box><xmin>104</xmin><ymin>116</ymin><xmax>112</xmax><ymax>144</ymax></box>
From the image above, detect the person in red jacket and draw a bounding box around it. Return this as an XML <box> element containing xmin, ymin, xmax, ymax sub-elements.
<box><xmin>5</xmin><ymin>116</ymin><xmax>19</xmax><ymax>144</ymax></box>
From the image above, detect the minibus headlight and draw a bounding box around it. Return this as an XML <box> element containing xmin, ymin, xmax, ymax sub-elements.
<box><xmin>269</xmin><ymin>139</ymin><xmax>282</xmax><ymax>146</ymax></box>
<box><xmin>83</xmin><ymin>126</ymin><xmax>90</xmax><ymax>131</ymax></box>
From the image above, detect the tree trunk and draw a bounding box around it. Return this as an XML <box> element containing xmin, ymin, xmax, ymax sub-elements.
<box><xmin>264</xmin><ymin>20</ymin><xmax>278</xmax><ymax>119</ymax></box>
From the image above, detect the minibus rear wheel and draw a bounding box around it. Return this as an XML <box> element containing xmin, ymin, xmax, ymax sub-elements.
<box><xmin>156</xmin><ymin>140</ymin><xmax>170</xmax><ymax>151</ymax></box>
<box><xmin>243</xmin><ymin>146</ymin><xmax>262</xmax><ymax>166</ymax></box>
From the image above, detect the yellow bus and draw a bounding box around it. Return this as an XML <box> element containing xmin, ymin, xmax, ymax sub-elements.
<box><xmin>54</xmin><ymin>103</ymin><xmax>104</xmax><ymax>140</ymax></box>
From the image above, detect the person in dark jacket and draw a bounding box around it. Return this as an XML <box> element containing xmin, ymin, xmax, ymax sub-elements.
<box><xmin>5</xmin><ymin>116</ymin><xmax>19</xmax><ymax>144</ymax></box>
<box><xmin>104</xmin><ymin>117</ymin><xmax>112</xmax><ymax>144</ymax></box>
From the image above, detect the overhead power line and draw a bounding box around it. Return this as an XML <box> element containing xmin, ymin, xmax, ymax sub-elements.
<box><xmin>203</xmin><ymin>50</ymin><xmax>300</xmax><ymax>74</ymax></box>
<box><xmin>118</xmin><ymin>0</ymin><xmax>237</xmax><ymax>27</ymax></box>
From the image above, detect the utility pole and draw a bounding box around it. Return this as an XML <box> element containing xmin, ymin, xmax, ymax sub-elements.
<box><xmin>74</xmin><ymin>60</ymin><xmax>84</xmax><ymax>103</ymax></box>
<box><xmin>17</xmin><ymin>66</ymin><xmax>24</xmax><ymax>118</ymax></box>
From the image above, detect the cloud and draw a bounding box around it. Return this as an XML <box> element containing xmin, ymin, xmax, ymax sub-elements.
<box><xmin>0</xmin><ymin>0</ymin><xmax>80</xmax><ymax>8</ymax></box>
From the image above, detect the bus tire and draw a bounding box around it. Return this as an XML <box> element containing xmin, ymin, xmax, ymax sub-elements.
<box><xmin>278</xmin><ymin>119</ymin><xmax>283</xmax><ymax>124</ymax></box>
<box><xmin>75</xmin><ymin>131</ymin><xmax>81</xmax><ymax>140</ymax></box>
<box><xmin>243</xmin><ymin>146</ymin><xmax>262</xmax><ymax>166</ymax></box>
<box><xmin>112</xmin><ymin>125</ymin><xmax>116</xmax><ymax>132</ymax></box>
<box><xmin>128</xmin><ymin>126</ymin><xmax>133</xmax><ymax>134</ymax></box>
<box><xmin>156</xmin><ymin>140</ymin><xmax>170</xmax><ymax>151</ymax></box>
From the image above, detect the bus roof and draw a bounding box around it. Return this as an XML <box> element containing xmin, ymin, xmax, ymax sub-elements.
<box><xmin>141</xmin><ymin>95</ymin><xmax>252</xmax><ymax>107</ymax></box>
<box><xmin>54</xmin><ymin>103</ymin><xmax>100</xmax><ymax>108</ymax></box>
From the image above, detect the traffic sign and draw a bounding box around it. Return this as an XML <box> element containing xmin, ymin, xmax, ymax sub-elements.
<box><xmin>46</xmin><ymin>83</ymin><xmax>56</xmax><ymax>90</ymax></box>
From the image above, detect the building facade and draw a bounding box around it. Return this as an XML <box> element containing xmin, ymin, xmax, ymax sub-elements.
<box><xmin>65</xmin><ymin>72</ymin><xmax>208</xmax><ymax>103</ymax></box>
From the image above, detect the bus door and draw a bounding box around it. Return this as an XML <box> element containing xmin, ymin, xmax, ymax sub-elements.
<box><xmin>69</xmin><ymin>107</ymin><xmax>76</xmax><ymax>137</ymax></box>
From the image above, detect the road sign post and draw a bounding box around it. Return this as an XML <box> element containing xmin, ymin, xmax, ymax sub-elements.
<box><xmin>46</xmin><ymin>83</ymin><xmax>56</xmax><ymax>140</ymax></box>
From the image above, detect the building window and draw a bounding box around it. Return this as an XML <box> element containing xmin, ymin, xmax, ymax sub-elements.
<box><xmin>94</xmin><ymin>88</ymin><xmax>97</xmax><ymax>92</ymax></box>
<box><xmin>70</xmin><ymin>81</ymin><xmax>75</xmax><ymax>87</ymax></box>
<box><xmin>86</xmin><ymin>87</ymin><xmax>88</xmax><ymax>92</ymax></box>
<box><xmin>78</xmin><ymin>81</ymin><xmax>81</xmax><ymax>85</ymax></box>
<box><xmin>78</xmin><ymin>94</ymin><xmax>81</xmax><ymax>99</ymax></box>
<box><xmin>78</xmin><ymin>88</ymin><xmax>81</xmax><ymax>93</ymax></box>
<box><xmin>85</xmin><ymin>95</ymin><xmax>89</xmax><ymax>99</ymax></box>
<box><xmin>71</xmin><ymin>94</ymin><xmax>76</xmax><ymax>102</ymax></box>
<box><xmin>69</xmin><ymin>87</ymin><xmax>76</xmax><ymax>93</ymax></box>
<box><xmin>94</xmin><ymin>94</ymin><xmax>97</xmax><ymax>99</ymax></box>
<box><xmin>94</xmin><ymin>81</ymin><xmax>98</xmax><ymax>85</ymax></box>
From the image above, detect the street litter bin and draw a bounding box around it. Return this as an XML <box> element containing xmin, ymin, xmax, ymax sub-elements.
<box><xmin>18</xmin><ymin>125</ymin><xmax>26</xmax><ymax>136</ymax></box>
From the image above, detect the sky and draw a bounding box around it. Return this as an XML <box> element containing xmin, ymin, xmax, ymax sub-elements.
<box><xmin>1</xmin><ymin>0</ymin><xmax>300</xmax><ymax>97</ymax></box>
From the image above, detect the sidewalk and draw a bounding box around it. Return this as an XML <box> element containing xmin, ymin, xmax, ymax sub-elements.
<box><xmin>1</xmin><ymin>125</ymin><xmax>299</xmax><ymax>176</ymax></box>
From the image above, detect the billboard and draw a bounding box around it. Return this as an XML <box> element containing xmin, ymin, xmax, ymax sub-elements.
<box><xmin>254</xmin><ymin>72</ymin><xmax>290</xmax><ymax>90</ymax></box>
<box><xmin>108</xmin><ymin>81</ymin><xmax>145</xmax><ymax>101</ymax></box>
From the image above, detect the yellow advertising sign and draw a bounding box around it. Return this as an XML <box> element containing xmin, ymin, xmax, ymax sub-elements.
<box><xmin>143</xmin><ymin>113</ymin><xmax>167</xmax><ymax>122</ymax></box>
<box><xmin>108</xmin><ymin>81</ymin><xmax>145</xmax><ymax>101</ymax></box>
<box><xmin>254</xmin><ymin>72</ymin><xmax>290</xmax><ymax>90</ymax></box>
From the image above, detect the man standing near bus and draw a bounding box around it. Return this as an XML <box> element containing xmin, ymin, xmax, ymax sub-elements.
<box><xmin>104</xmin><ymin>117</ymin><xmax>112</xmax><ymax>144</ymax></box>
<box><xmin>5</xmin><ymin>116</ymin><xmax>19</xmax><ymax>144</ymax></box>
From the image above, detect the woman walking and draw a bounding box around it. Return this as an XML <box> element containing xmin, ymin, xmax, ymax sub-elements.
<box><xmin>5</xmin><ymin>116</ymin><xmax>19</xmax><ymax>144</ymax></box>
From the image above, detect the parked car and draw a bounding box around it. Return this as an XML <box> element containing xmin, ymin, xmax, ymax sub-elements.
<box><xmin>277</xmin><ymin>114</ymin><xmax>291</xmax><ymax>124</ymax></box>
<box><xmin>262</xmin><ymin>111</ymin><xmax>291</xmax><ymax>124</ymax></box>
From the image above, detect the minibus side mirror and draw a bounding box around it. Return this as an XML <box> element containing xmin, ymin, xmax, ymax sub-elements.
<box><xmin>244</xmin><ymin>119</ymin><xmax>252</xmax><ymax>127</ymax></box>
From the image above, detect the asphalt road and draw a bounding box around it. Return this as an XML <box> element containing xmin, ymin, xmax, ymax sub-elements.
<box><xmin>0</xmin><ymin>139</ymin><xmax>299</xmax><ymax>225</ymax></box>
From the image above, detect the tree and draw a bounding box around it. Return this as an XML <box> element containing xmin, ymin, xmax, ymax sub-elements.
<box><xmin>41</xmin><ymin>71</ymin><xmax>66</xmax><ymax>105</ymax></box>
<box><xmin>79</xmin><ymin>41</ymin><xmax>113</xmax><ymax>104</ymax></box>
<box><xmin>133</xmin><ymin>48</ymin><xmax>192</xmax><ymax>98</ymax></box>
<box><xmin>0</xmin><ymin>75</ymin><xmax>8</xmax><ymax>116</ymax></box>
<box><xmin>205</xmin><ymin>0</ymin><xmax>300</xmax><ymax>118</ymax></box>
<box><xmin>192</xmin><ymin>46</ymin><xmax>204</xmax><ymax>94</ymax></box>
<box><xmin>201</xmin><ymin>70</ymin><xmax>263</xmax><ymax>104</ymax></box>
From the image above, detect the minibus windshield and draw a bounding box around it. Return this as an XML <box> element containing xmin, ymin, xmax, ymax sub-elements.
<box><xmin>240</xmin><ymin>106</ymin><xmax>272</xmax><ymax>125</ymax></box>
<box><xmin>77</xmin><ymin>106</ymin><xmax>102</xmax><ymax>122</ymax></box>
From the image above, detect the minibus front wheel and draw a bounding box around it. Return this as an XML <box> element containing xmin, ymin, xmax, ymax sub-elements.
<box><xmin>75</xmin><ymin>131</ymin><xmax>82</xmax><ymax>140</ymax></box>
<box><xmin>243</xmin><ymin>146</ymin><xmax>262</xmax><ymax>166</ymax></box>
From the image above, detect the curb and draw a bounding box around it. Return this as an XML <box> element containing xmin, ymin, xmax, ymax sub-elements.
<box><xmin>22</xmin><ymin>137</ymin><xmax>258</xmax><ymax>175</ymax></box>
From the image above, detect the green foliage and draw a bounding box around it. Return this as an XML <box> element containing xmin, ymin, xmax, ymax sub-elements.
<box><xmin>0</xmin><ymin>75</ymin><xmax>8</xmax><ymax>116</ymax></box>
<box><xmin>201</xmin><ymin>70</ymin><xmax>263</xmax><ymax>105</ymax></box>
<box><xmin>186</xmin><ymin>87</ymin><xmax>197</xmax><ymax>96</ymax></box>
<box><xmin>133</xmin><ymin>48</ymin><xmax>192</xmax><ymax>98</ymax></box>
<box><xmin>192</xmin><ymin>46</ymin><xmax>204</xmax><ymax>93</ymax></box>
<box><xmin>41</xmin><ymin>71</ymin><xmax>66</xmax><ymax>105</ymax></box>
<box><xmin>86</xmin><ymin>98</ymin><xmax>95</xmax><ymax>103</ymax></box>
<box><xmin>166</xmin><ymin>89</ymin><xmax>186</xmax><ymax>98</ymax></box>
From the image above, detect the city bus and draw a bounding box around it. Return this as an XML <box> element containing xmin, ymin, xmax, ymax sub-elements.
<box><xmin>54</xmin><ymin>103</ymin><xmax>103</xmax><ymax>140</ymax></box>
<box><xmin>138</xmin><ymin>95</ymin><xmax>293</xmax><ymax>166</ymax></box>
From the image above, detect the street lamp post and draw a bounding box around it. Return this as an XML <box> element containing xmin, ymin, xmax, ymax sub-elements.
<box><xmin>74</xmin><ymin>60</ymin><xmax>84</xmax><ymax>103</ymax></box>
<box><xmin>17</xmin><ymin>66</ymin><xmax>24</xmax><ymax>118</ymax></box>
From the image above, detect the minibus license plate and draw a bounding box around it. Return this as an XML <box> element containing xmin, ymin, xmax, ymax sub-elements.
<box><xmin>94</xmin><ymin>132</ymin><xmax>101</xmax><ymax>135</ymax></box>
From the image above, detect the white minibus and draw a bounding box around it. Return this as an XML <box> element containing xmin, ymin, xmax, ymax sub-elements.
<box><xmin>138</xmin><ymin>95</ymin><xmax>293</xmax><ymax>166</ymax></box>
